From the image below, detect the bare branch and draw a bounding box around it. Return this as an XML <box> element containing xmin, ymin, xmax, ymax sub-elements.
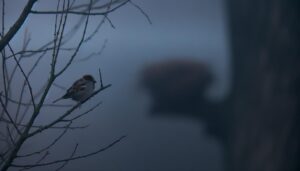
<box><xmin>0</xmin><ymin>93</ymin><xmax>21</xmax><ymax>135</ymax></box>
<box><xmin>30</xmin><ymin>0</ymin><xmax>130</xmax><ymax>16</ymax></box>
<box><xmin>6</xmin><ymin>126</ymin><xmax>15</xmax><ymax>147</ymax></box>
<box><xmin>69</xmin><ymin>0</ymin><xmax>124</xmax><ymax>11</ymax></box>
<box><xmin>7</xmin><ymin>44</ymin><xmax>36</xmax><ymax>108</ymax></box>
<box><xmin>0</xmin><ymin>0</ymin><xmax>38</xmax><ymax>52</ymax></box>
<box><xmin>1</xmin><ymin>0</ymin><xmax>5</xmax><ymax>36</ymax></box>
<box><xmin>55</xmin><ymin>2</ymin><xmax>91</xmax><ymax>77</ymax></box>
<box><xmin>129</xmin><ymin>0</ymin><xmax>152</xmax><ymax>24</ymax></box>
<box><xmin>62</xmin><ymin>102</ymin><xmax>102</xmax><ymax>123</ymax></box>
<box><xmin>19</xmin><ymin>151</ymin><xmax>50</xmax><ymax>171</ymax></box>
<box><xmin>98</xmin><ymin>68</ymin><xmax>104</xmax><ymax>88</ymax></box>
<box><xmin>0</xmin><ymin>0</ymin><xmax>147</xmax><ymax>169</ymax></box>
<box><xmin>28</xmin><ymin>84</ymin><xmax>111</xmax><ymax>138</ymax></box>
<box><xmin>17</xmin><ymin>122</ymin><xmax>72</xmax><ymax>158</ymax></box>
<box><xmin>75</xmin><ymin>39</ymin><xmax>107</xmax><ymax>62</ymax></box>
<box><xmin>55</xmin><ymin>144</ymin><xmax>78</xmax><ymax>171</ymax></box>
<box><xmin>5</xmin><ymin>47</ymin><xmax>75</xmax><ymax>59</ymax></box>
<box><xmin>11</xmin><ymin>136</ymin><xmax>126</xmax><ymax>168</ymax></box>
<box><xmin>1</xmin><ymin>118</ymin><xmax>88</xmax><ymax>130</ymax></box>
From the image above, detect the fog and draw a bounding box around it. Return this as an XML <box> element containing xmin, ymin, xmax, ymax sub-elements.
<box><xmin>3</xmin><ymin>0</ymin><xmax>231</xmax><ymax>170</ymax></box>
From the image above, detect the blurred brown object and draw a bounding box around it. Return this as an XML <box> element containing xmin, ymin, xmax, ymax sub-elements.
<box><xmin>141</xmin><ymin>59</ymin><xmax>231</xmax><ymax>142</ymax></box>
<box><xmin>142</xmin><ymin>59</ymin><xmax>212</xmax><ymax>113</ymax></box>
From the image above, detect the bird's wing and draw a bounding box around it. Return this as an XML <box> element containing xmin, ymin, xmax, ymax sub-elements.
<box><xmin>63</xmin><ymin>78</ymin><xmax>86</xmax><ymax>98</ymax></box>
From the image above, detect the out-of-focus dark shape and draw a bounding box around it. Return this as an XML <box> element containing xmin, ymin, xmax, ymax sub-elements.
<box><xmin>142</xmin><ymin>59</ymin><xmax>211</xmax><ymax>112</ymax></box>
<box><xmin>141</xmin><ymin>59</ymin><xmax>230</xmax><ymax>142</ymax></box>
<box><xmin>226</xmin><ymin>0</ymin><xmax>300</xmax><ymax>171</ymax></box>
<box><xmin>142</xmin><ymin>0</ymin><xmax>300</xmax><ymax>170</ymax></box>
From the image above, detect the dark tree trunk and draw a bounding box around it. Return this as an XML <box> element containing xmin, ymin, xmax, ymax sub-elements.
<box><xmin>226</xmin><ymin>0</ymin><xmax>300</xmax><ymax>171</ymax></box>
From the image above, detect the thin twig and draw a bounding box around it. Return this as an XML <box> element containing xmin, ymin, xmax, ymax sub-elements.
<box><xmin>68</xmin><ymin>0</ymin><xmax>123</xmax><ymax>11</ymax></box>
<box><xmin>55</xmin><ymin>1</ymin><xmax>92</xmax><ymax>77</ymax></box>
<box><xmin>1</xmin><ymin>0</ymin><xmax>5</xmax><ymax>36</ymax></box>
<box><xmin>11</xmin><ymin>136</ymin><xmax>126</xmax><ymax>168</ymax></box>
<box><xmin>55</xmin><ymin>144</ymin><xmax>78</xmax><ymax>171</ymax></box>
<box><xmin>52</xmin><ymin>83</ymin><xmax>67</xmax><ymax>91</ymax></box>
<box><xmin>5</xmin><ymin>47</ymin><xmax>75</xmax><ymax>59</ymax></box>
<box><xmin>0</xmin><ymin>0</ymin><xmax>38</xmax><ymax>51</ymax></box>
<box><xmin>129</xmin><ymin>0</ymin><xmax>152</xmax><ymax>24</ymax></box>
<box><xmin>1</xmin><ymin>118</ymin><xmax>88</xmax><ymax>131</ymax></box>
<box><xmin>19</xmin><ymin>151</ymin><xmax>50</xmax><ymax>171</ymax></box>
<box><xmin>30</xmin><ymin>0</ymin><xmax>130</xmax><ymax>16</ymax></box>
<box><xmin>15</xmin><ymin>51</ymin><xmax>47</xmax><ymax>122</ymax></box>
<box><xmin>17</xmin><ymin>122</ymin><xmax>72</xmax><ymax>158</ymax></box>
<box><xmin>6</xmin><ymin>126</ymin><xmax>15</xmax><ymax>146</ymax></box>
<box><xmin>7</xmin><ymin>44</ymin><xmax>36</xmax><ymax>108</ymax></box>
<box><xmin>66</xmin><ymin>102</ymin><xmax>102</xmax><ymax>121</ymax></box>
<box><xmin>28</xmin><ymin>84</ymin><xmax>111</xmax><ymax>138</ymax></box>
<box><xmin>0</xmin><ymin>93</ymin><xmax>21</xmax><ymax>135</ymax></box>
<box><xmin>98</xmin><ymin>68</ymin><xmax>104</xmax><ymax>88</ymax></box>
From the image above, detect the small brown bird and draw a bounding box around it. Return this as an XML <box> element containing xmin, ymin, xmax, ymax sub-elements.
<box><xmin>53</xmin><ymin>75</ymin><xmax>96</xmax><ymax>103</ymax></box>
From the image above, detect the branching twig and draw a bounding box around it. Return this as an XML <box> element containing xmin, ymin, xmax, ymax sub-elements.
<box><xmin>65</xmin><ymin>102</ymin><xmax>102</xmax><ymax>122</ymax></box>
<box><xmin>28</xmin><ymin>84</ymin><xmax>111</xmax><ymax>138</ymax></box>
<box><xmin>99</xmin><ymin>68</ymin><xmax>104</xmax><ymax>88</ymax></box>
<box><xmin>0</xmin><ymin>93</ymin><xmax>21</xmax><ymax>135</ymax></box>
<box><xmin>17</xmin><ymin>122</ymin><xmax>72</xmax><ymax>158</ymax></box>
<box><xmin>0</xmin><ymin>0</ymin><xmax>150</xmax><ymax>170</ymax></box>
<box><xmin>55</xmin><ymin>144</ymin><xmax>78</xmax><ymax>171</ymax></box>
<box><xmin>129</xmin><ymin>0</ymin><xmax>152</xmax><ymax>24</ymax></box>
<box><xmin>7</xmin><ymin>44</ymin><xmax>36</xmax><ymax>108</ymax></box>
<box><xmin>0</xmin><ymin>0</ymin><xmax>38</xmax><ymax>51</ymax></box>
<box><xmin>11</xmin><ymin>136</ymin><xmax>126</xmax><ymax>168</ymax></box>
<box><xmin>19</xmin><ymin>151</ymin><xmax>49</xmax><ymax>171</ymax></box>
<box><xmin>74</xmin><ymin>39</ymin><xmax>107</xmax><ymax>62</ymax></box>
<box><xmin>30</xmin><ymin>0</ymin><xmax>130</xmax><ymax>16</ymax></box>
<box><xmin>6</xmin><ymin>126</ymin><xmax>15</xmax><ymax>146</ymax></box>
<box><xmin>1</xmin><ymin>118</ymin><xmax>88</xmax><ymax>131</ymax></box>
<box><xmin>55</xmin><ymin>1</ymin><xmax>91</xmax><ymax>77</ymax></box>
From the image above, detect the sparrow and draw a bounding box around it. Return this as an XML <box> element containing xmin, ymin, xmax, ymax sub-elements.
<box><xmin>53</xmin><ymin>75</ymin><xmax>96</xmax><ymax>103</ymax></box>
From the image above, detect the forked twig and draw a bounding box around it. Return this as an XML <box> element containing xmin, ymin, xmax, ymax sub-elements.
<box><xmin>11</xmin><ymin>136</ymin><xmax>126</xmax><ymax>169</ymax></box>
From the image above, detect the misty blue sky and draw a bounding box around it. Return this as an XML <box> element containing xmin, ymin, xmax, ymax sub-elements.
<box><xmin>4</xmin><ymin>0</ymin><xmax>231</xmax><ymax>170</ymax></box>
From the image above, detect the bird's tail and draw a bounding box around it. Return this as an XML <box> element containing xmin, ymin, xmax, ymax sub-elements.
<box><xmin>52</xmin><ymin>97</ymin><xmax>63</xmax><ymax>103</ymax></box>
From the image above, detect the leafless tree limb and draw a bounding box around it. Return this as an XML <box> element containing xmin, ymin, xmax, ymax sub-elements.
<box><xmin>0</xmin><ymin>0</ymin><xmax>38</xmax><ymax>52</ymax></box>
<box><xmin>1</xmin><ymin>117</ymin><xmax>88</xmax><ymax>130</ymax></box>
<box><xmin>0</xmin><ymin>92</ymin><xmax>21</xmax><ymax>135</ymax></box>
<box><xmin>75</xmin><ymin>39</ymin><xmax>107</xmax><ymax>62</ymax></box>
<box><xmin>129</xmin><ymin>0</ymin><xmax>152</xmax><ymax>24</ymax></box>
<box><xmin>11</xmin><ymin>136</ymin><xmax>126</xmax><ymax>168</ymax></box>
<box><xmin>6</xmin><ymin>126</ymin><xmax>15</xmax><ymax>147</ymax></box>
<box><xmin>7</xmin><ymin>44</ymin><xmax>36</xmax><ymax>108</ymax></box>
<box><xmin>55</xmin><ymin>143</ymin><xmax>78</xmax><ymax>171</ymax></box>
<box><xmin>0</xmin><ymin>0</ymin><xmax>150</xmax><ymax>170</ymax></box>
<box><xmin>30</xmin><ymin>0</ymin><xmax>130</xmax><ymax>16</ymax></box>
<box><xmin>17</xmin><ymin>122</ymin><xmax>72</xmax><ymax>158</ymax></box>
<box><xmin>28</xmin><ymin>84</ymin><xmax>111</xmax><ymax>138</ymax></box>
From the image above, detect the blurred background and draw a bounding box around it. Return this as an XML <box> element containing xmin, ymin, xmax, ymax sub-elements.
<box><xmin>2</xmin><ymin>0</ymin><xmax>299</xmax><ymax>171</ymax></box>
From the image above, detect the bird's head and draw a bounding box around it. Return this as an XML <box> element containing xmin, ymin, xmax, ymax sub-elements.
<box><xmin>83</xmin><ymin>75</ymin><xmax>96</xmax><ymax>83</ymax></box>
